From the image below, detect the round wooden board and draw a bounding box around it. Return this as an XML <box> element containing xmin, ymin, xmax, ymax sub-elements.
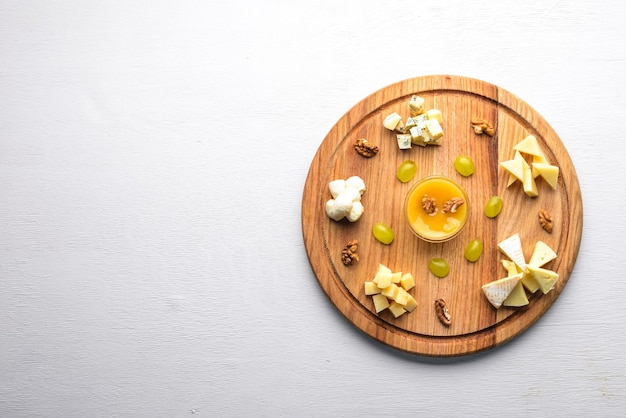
<box><xmin>302</xmin><ymin>75</ymin><xmax>583</xmax><ymax>357</ymax></box>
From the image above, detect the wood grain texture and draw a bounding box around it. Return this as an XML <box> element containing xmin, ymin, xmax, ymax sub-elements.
<box><xmin>302</xmin><ymin>75</ymin><xmax>583</xmax><ymax>357</ymax></box>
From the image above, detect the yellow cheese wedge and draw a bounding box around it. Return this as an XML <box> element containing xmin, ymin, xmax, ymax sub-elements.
<box><xmin>482</xmin><ymin>273</ymin><xmax>523</xmax><ymax>309</ymax></box>
<box><xmin>497</xmin><ymin>233</ymin><xmax>528</xmax><ymax>273</ymax></box>
<box><xmin>500</xmin><ymin>158</ymin><xmax>525</xmax><ymax>185</ymax></box>
<box><xmin>501</xmin><ymin>259</ymin><xmax>520</xmax><ymax>276</ymax></box>
<box><xmin>514</xmin><ymin>135</ymin><xmax>545</xmax><ymax>157</ymax></box>
<box><xmin>527</xmin><ymin>265</ymin><xmax>559</xmax><ymax>294</ymax></box>
<box><xmin>521</xmin><ymin>273</ymin><xmax>541</xmax><ymax>293</ymax></box>
<box><xmin>532</xmin><ymin>162</ymin><xmax>559</xmax><ymax>189</ymax></box>
<box><xmin>503</xmin><ymin>281</ymin><xmax>529</xmax><ymax>307</ymax></box>
<box><xmin>522</xmin><ymin>164</ymin><xmax>538</xmax><ymax>197</ymax></box>
<box><xmin>529</xmin><ymin>241</ymin><xmax>557</xmax><ymax>267</ymax></box>
<box><xmin>532</xmin><ymin>154</ymin><xmax>548</xmax><ymax>178</ymax></box>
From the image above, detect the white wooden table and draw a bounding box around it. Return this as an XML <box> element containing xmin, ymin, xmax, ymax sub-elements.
<box><xmin>1</xmin><ymin>1</ymin><xmax>625</xmax><ymax>416</ymax></box>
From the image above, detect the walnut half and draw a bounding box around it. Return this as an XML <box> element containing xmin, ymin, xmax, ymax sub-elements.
<box><xmin>341</xmin><ymin>240</ymin><xmax>359</xmax><ymax>266</ymax></box>
<box><xmin>421</xmin><ymin>194</ymin><xmax>438</xmax><ymax>216</ymax></box>
<box><xmin>538</xmin><ymin>209</ymin><xmax>553</xmax><ymax>233</ymax></box>
<box><xmin>354</xmin><ymin>138</ymin><xmax>379</xmax><ymax>158</ymax></box>
<box><xmin>442</xmin><ymin>197</ymin><xmax>464</xmax><ymax>214</ymax></box>
<box><xmin>435</xmin><ymin>299</ymin><xmax>451</xmax><ymax>326</ymax></box>
<box><xmin>471</xmin><ymin>117</ymin><xmax>495</xmax><ymax>136</ymax></box>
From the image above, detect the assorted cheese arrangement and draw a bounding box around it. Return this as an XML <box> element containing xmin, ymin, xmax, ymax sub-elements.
<box><xmin>324</xmin><ymin>94</ymin><xmax>564</xmax><ymax>325</ymax></box>
<box><xmin>364</xmin><ymin>264</ymin><xmax>417</xmax><ymax>318</ymax></box>
<box><xmin>500</xmin><ymin>135</ymin><xmax>560</xmax><ymax>196</ymax></box>
<box><xmin>482</xmin><ymin>233</ymin><xmax>559</xmax><ymax>309</ymax></box>
<box><xmin>383</xmin><ymin>95</ymin><xmax>444</xmax><ymax>149</ymax></box>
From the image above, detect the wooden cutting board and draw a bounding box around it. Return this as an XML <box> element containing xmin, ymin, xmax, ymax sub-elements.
<box><xmin>301</xmin><ymin>75</ymin><xmax>583</xmax><ymax>357</ymax></box>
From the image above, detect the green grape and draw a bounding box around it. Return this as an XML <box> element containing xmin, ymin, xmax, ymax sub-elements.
<box><xmin>454</xmin><ymin>156</ymin><xmax>475</xmax><ymax>177</ymax></box>
<box><xmin>372</xmin><ymin>222</ymin><xmax>394</xmax><ymax>245</ymax></box>
<box><xmin>464</xmin><ymin>239</ymin><xmax>483</xmax><ymax>262</ymax></box>
<box><xmin>484</xmin><ymin>196</ymin><xmax>503</xmax><ymax>218</ymax></box>
<box><xmin>429</xmin><ymin>258</ymin><xmax>450</xmax><ymax>278</ymax></box>
<box><xmin>396</xmin><ymin>160</ymin><xmax>417</xmax><ymax>183</ymax></box>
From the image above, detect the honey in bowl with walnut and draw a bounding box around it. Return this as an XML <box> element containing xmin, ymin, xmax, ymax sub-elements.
<box><xmin>405</xmin><ymin>176</ymin><xmax>469</xmax><ymax>243</ymax></box>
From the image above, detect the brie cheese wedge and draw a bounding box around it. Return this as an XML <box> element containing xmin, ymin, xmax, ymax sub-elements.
<box><xmin>482</xmin><ymin>273</ymin><xmax>523</xmax><ymax>309</ymax></box>
<box><xmin>497</xmin><ymin>233</ymin><xmax>528</xmax><ymax>273</ymax></box>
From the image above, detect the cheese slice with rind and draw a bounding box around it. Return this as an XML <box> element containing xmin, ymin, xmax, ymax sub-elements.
<box><xmin>498</xmin><ymin>233</ymin><xmax>528</xmax><ymax>273</ymax></box>
<box><xmin>529</xmin><ymin>241</ymin><xmax>557</xmax><ymax>267</ymax></box>
<box><xmin>503</xmin><ymin>281</ymin><xmax>529</xmax><ymax>307</ymax></box>
<box><xmin>482</xmin><ymin>273</ymin><xmax>523</xmax><ymax>309</ymax></box>
<box><xmin>527</xmin><ymin>265</ymin><xmax>559</xmax><ymax>294</ymax></box>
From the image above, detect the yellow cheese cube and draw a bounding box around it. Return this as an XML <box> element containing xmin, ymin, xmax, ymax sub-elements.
<box><xmin>381</xmin><ymin>283</ymin><xmax>398</xmax><ymax>299</ymax></box>
<box><xmin>399</xmin><ymin>273</ymin><xmax>415</xmax><ymax>291</ymax></box>
<box><xmin>372</xmin><ymin>294</ymin><xmax>389</xmax><ymax>313</ymax></box>
<box><xmin>388</xmin><ymin>301</ymin><xmax>407</xmax><ymax>318</ymax></box>
<box><xmin>390</xmin><ymin>272</ymin><xmax>402</xmax><ymax>284</ymax></box>
<box><xmin>394</xmin><ymin>287</ymin><xmax>410</xmax><ymax>306</ymax></box>
<box><xmin>364</xmin><ymin>281</ymin><xmax>382</xmax><ymax>296</ymax></box>
<box><xmin>403</xmin><ymin>294</ymin><xmax>418</xmax><ymax>312</ymax></box>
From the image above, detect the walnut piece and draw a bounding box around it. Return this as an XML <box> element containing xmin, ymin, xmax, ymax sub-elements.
<box><xmin>421</xmin><ymin>194</ymin><xmax>438</xmax><ymax>216</ymax></box>
<box><xmin>354</xmin><ymin>138</ymin><xmax>379</xmax><ymax>158</ymax></box>
<box><xmin>538</xmin><ymin>209</ymin><xmax>553</xmax><ymax>233</ymax></box>
<box><xmin>442</xmin><ymin>197</ymin><xmax>464</xmax><ymax>214</ymax></box>
<box><xmin>341</xmin><ymin>240</ymin><xmax>359</xmax><ymax>266</ymax></box>
<box><xmin>435</xmin><ymin>299</ymin><xmax>451</xmax><ymax>326</ymax></box>
<box><xmin>471</xmin><ymin>117</ymin><xmax>495</xmax><ymax>136</ymax></box>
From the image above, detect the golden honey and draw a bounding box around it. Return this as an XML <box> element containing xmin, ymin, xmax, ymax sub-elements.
<box><xmin>405</xmin><ymin>176</ymin><xmax>469</xmax><ymax>242</ymax></box>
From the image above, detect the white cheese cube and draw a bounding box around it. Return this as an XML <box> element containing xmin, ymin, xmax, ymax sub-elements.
<box><xmin>426</xmin><ymin>109</ymin><xmax>443</xmax><ymax>123</ymax></box>
<box><xmin>383</xmin><ymin>112</ymin><xmax>402</xmax><ymax>130</ymax></box>
<box><xmin>409</xmin><ymin>125</ymin><xmax>426</xmax><ymax>147</ymax></box>
<box><xmin>396</xmin><ymin>133</ymin><xmax>412</xmax><ymax>150</ymax></box>
<box><xmin>408</xmin><ymin>95</ymin><xmax>426</xmax><ymax>116</ymax></box>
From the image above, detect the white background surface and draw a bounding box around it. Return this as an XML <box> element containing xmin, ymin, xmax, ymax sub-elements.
<box><xmin>1</xmin><ymin>1</ymin><xmax>626</xmax><ymax>417</ymax></box>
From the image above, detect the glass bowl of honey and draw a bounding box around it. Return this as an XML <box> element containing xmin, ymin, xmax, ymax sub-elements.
<box><xmin>404</xmin><ymin>176</ymin><xmax>469</xmax><ymax>243</ymax></box>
